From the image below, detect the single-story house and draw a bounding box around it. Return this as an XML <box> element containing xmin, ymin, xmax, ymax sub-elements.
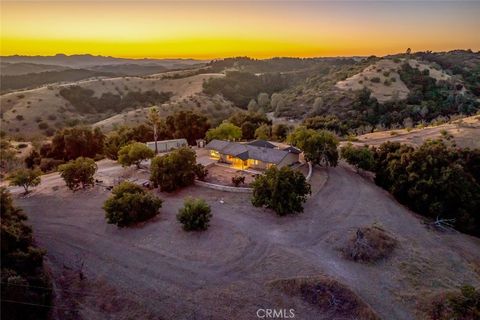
<box><xmin>206</xmin><ymin>139</ymin><xmax>301</xmax><ymax>170</ymax></box>
<box><xmin>146</xmin><ymin>138</ymin><xmax>187</xmax><ymax>153</ymax></box>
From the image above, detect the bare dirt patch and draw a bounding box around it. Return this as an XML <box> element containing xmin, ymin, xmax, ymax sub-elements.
<box><xmin>342</xmin><ymin>225</ymin><xmax>397</xmax><ymax>263</ymax></box>
<box><xmin>269</xmin><ymin>276</ymin><xmax>380</xmax><ymax>320</ymax></box>
<box><xmin>204</xmin><ymin>165</ymin><xmax>257</xmax><ymax>186</ymax></box>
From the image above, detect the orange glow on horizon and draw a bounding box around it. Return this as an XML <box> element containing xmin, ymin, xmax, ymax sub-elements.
<box><xmin>1</xmin><ymin>1</ymin><xmax>479</xmax><ymax>59</ymax></box>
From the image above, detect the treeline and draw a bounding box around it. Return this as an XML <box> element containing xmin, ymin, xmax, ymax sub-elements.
<box><xmin>207</xmin><ymin>56</ymin><xmax>356</xmax><ymax>73</ymax></box>
<box><xmin>413</xmin><ymin>50</ymin><xmax>480</xmax><ymax>96</ymax></box>
<box><xmin>59</xmin><ymin>86</ymin><xmax>172</xmax><ymax>113</ymax></box>
<box><xmin>1</xmin><ymin>187</ymin><xmax>52</xmax><ymax>320</ymax></box>
<box><xmin>203</xmin><ymin>71</ymin><xmax>291</xmax><ymax>107</ymax></box>
<box><xmin>341</xmin><ymin>140</ymin><xmax>480</xmax><ymax>236</ymax></box>
<box><xmin>1</xmin><ymin>69</ymin><xmax>115</xmax><ymax>92</ymax></box>
<box><xmin>24</xmin><ymin>110</ymin><xmax>211</xmax><ymax>170</ymax></box>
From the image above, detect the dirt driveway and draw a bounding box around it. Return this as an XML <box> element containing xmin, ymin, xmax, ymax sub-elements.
<box><xmin>14</xmin><ymin>161</ymin><xmax>480</xmax><ymax>320</ymax></box>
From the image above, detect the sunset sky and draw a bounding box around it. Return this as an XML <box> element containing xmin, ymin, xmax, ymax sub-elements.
<box><xmin>1</xmin><ymin>1</ymin><xmax>480</xmax><ymax>59</ymax></box>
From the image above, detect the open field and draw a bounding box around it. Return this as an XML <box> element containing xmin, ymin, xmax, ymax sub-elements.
<box><xmin>10</xmin><ymin>160</ymin><xmax>480</xmax><ymax>319</ymax></box>
<box><xmin>0</xmin><ymin>72</ymin><xmax>225</xmax><ymax>137</ymax></box>
<box><xmin>353</xmin><ymin>114</ymin><xmax>480</xmax><ymax>148</ymax></box>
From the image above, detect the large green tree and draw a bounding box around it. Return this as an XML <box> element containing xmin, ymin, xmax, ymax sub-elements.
<box><xmin>150</xmin><ymin>147</ymin><xmax>197</xmax><ymax>192</ymax></box>
<box><xmin>103</xmin><ymin>182</ymin><xmax>162</xmax><ymax>227</ymax></box>
<box><xmin>44</xmin><ymin>127</ymin><xmax>104</xmax><ymax>161</ymax></box>
<box><xmin>166</xmin><ymin>111</ymin><xmax>210</xmax><ymax>145</ymax></box>
<box><xmin>8</xmin><ymin>168</ymin><xmax>41</xmax><ymax>193</ymax></box>
<box><xmin>373</xmin><ymin>140</ymin><xmax>480</xmax><ymax>236</ymax></box>
<box><xmin>177</xmin><ymin>197</ymin><xmax>212</xmax><ymax>231</ymax></box>
<box><xmin>117</xmin><ymin>142</ymin><xmax>154</xmax><ymax>169</ymax></box>
<box><xmin>251</xmin><ymin>166</ymin><xmax>311</xmax><ymax>216</ymax></box>
<box><xmin>340</xmin><ymin>143</ymin><xmax>375</xmax><ymax>172</ymax></box>
<box><xmin>58</xmin><ymin>157</ymin><xmax>97</xmax><ymax>191</ymax></box>
<box><xmin>288</xmin><ymin>127</ymin><xmax>339</xmax><ymax>167</ymax></box>
<box><xmin>205</xmin><ymin>122</ymin><xmax>242</xmax><ymax>141</ymax></box>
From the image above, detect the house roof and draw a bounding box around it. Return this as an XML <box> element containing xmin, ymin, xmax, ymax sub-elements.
<box><xmin>282</xmin><ymin>146</ymin><xmax>302</xmax><ymax>154</ymax></box>
<box><xmin>206</xmin><ymin>139</ymin><xmax>298</xmax><ymax>164</ymax></box>
<box><xmin>247</xmin><ymin>140</ymin><xmax>276</xmax><ymax>149</ymax></box>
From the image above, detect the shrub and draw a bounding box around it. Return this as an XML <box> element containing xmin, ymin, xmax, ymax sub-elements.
<box><xmin>177</xmin><ymin>197</ymin><xmax>212</xmax><ymax>231</ymax></box>
<box><xmin>17</xmin><ymin>143</ymin><xmax>28</xmax><ymax>149</ymax></box>
<box><xmin>0</xmin><ymin>187</ymin><xmax>52</xmax><ymax>320</ymax></box>
<box><xmin>194</xmin><ymin>163</ymin><xmax>208</xmax><ymax>181</ymax></box>
<box><xmin>117</xmin><ymin>142</ymin><xmax>154</xmax><ymax>169</ymax></box>
<box><xmin>16</xmin><ymin>115</ymin><xmax>24</xmax><ymax>121</ymax></box>
<box><xmin>8</xmin><ymin>168</ymin><xmax>41</xmax><ymax>193</ymax></box>
<box><xmin>390</xmin><ymin>77</ymin><xmax>397</xmax><ymax>82</ymax></box>
<box><xmin>48</xmin><ymin>114</ymin><xmax>57</xmax><ymax>121</ymax></box>
<box><xmin>342</xmin><ymin>226</ymin><xmax>397</xmax><ymax>263</ymax></box>
<box><xmin>340</xmin><ymin>143</ymin><xmax>375</xmax><ymax>172</ymax></box>
<box><xmin>103</xmin><ymin>182</ymin><xmax>162</xmax><ymax>227</ymax></box>
<box><xmin>58</xmin><ymin>157</ymin><xmax>97</xmax><ymax>191</ymax></box>
<box><xmin>252</xmin><ymin>166</ymin><xmax>311</xmax><ymax>216</ymax></box>
<box><xmin>150</xmin><ymin>147</ymin><xmax>197</xmax><ymax>192</ymax></box>
<box><xmin>232</xmin><ymin>175</ymin><xmax>245</xmax><ymax>187</ymax></box>
<box><xmin>427</xmin><ymin>285</ymin><xmax>480</xmax><ymax>320</ymax></box>
<box><xmin>384</xmin><ymin>79</ymin><xmax>391</xmax><ymax>86</ymax></box>
<box><xmin>370</xmin><ymin>77</ymin><xmax>381</xmax><ymax>83</ymax></box>
<box><xmin>205</xmin><ymin>122</ymin><xmax>241</xmax><ymax>141</ymax></box>
<box><xmin>38</xmin><ymin>122</ymin><xmax>49</xmax><ymax>130</ymax></box>
<box><xmin>39</xmin><ymin>158</ymin><xmax>63</xmax><ymax>173</ymax></box>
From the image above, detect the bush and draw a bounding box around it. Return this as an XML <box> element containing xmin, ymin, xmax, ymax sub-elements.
<box><xmin>8</xmin><ymin>168</ymin><xmax>41</xmax><ymax>193</ymax></box>
<box><xmin>0</xmin><ymin>187</ymin><xmax>52</xmax><ymax>320</ymax></box>
<box><xmin>384</xmin><ymin>79</ymin><xmax>391</xmax><ymax>86</ymax></box>
<box><xmin>194</xmin><ymin>163</ymin><xmax>208</xmax><ymax>181</ymax></box>
<box><xmin>117</xmin><ymin>142</ymin><xmax>154</xmax><ymax>168</ymax></box>
<box><xmin>39</xmin><ymin>158</ymin><xmax>63</xmax><ymax>173</ymax></box>
<box><xmin>342</xmin><ymin>226</ymin><xmax>397</xmax><ymax>263</ymax></box>
<box><xmin>205</xmin><ymin>122</ymin><xmax>241</xmax><ymax>142</ymax></box>
<box><xmin>15</xmin><ymin>115</ymin><xmax>24</xmax><ymax>121</ymax></box>
<box><xmin>232</xmin><ymin>175</ymin><xmax>245</xmax><ymax>187</ymax></box>
<box><xmin>38</xmin><ymin>122</ymin><xmax>49</xmax><ymax>130</ymax></box>
<box><xmin>150</xmin><ymin>147</ymin><xmax>197</xmax><ymax>192</ymax></box>
<box><xmin>58</xmin><ymin>157</ymin><xmax>97</xmax><ymax>191</ymax></box>
<box><xmin>427</xmin><ymin>285</ymin><xmax>480</xmax><ymax>320</ymax></box>
<box><xmin>252</xmin><ymin>166</ymin><xmax>311</xmax><ymax>216</ymax></box>
<box><xmin>177</xmin><ymin>197</ymin><xmax>212</xmax><ymax>231</ymax></box>
<box><xmin>103</xmin><ymin>182</ymin><xmax>162</xmax><ymax>227</ymax></box>
<box><xmin>370</xmin><ymin>77</ymin><xmax>381</xmax><ymax>83</ymax></box>
<box><xmin>340</xmin><ymin>143</ymin><xmax>375</xmax><ymax>172</ymax></box>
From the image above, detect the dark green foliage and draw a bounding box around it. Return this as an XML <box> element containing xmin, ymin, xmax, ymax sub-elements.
<box><xmin>117</xmin><ymin>142</ymin><xmax>154</xmax><ymax>168</ymax></box>
<box><xmin>251</xmin><ymin>166</ymin><xmax>311</xmax><ymax>216</ymax></box>
<box><xmin>59</xmin><ymin>85</ymin><xmax>172</xmax><ymax>113</ymax></box>
<box><xmin>176</xmin><ymin>197</ymin><xmax>212</xmax><ymax>231</ymax></box>
<box><xmin>340</xmin><ymin>143</ymin><xmax>375</xmax><ymax>172</ymax></box>
<box><xmin>37</xmin><ymin>122</ymin><xmax>48</xmax><ymax>130</ymax></box>
<box><xmin>288</xmin><ymin>127</ymin><xmax>339</xmax><ymax>167</ymax></box>
<box><xmin>1</xmin><ymin>187</ymin><xmax>52</xmax><ymax>320</ymax></box>
<box><xmin>41</xmin><ymin>127</ymin><xmax>104</xmax><ymax>161</ymax></box>
<box><xmin>203</xmin><ymin>71</ymin><xmax>289</xmax><ymax>107</ymax></box>
<box><xmin>150</xmin><ymin>147</ymin><xmax>197</xmax><ymax>192</ymax></box>
<box><xmin>194</xmin><ymin>164</ymin><xmax>208</xmax><ymax>181</ymax></box>
<box><xmin>232</xmin><ymin>175</ymin><xmax>245</xmax><ymax>187</ymax></box>
<box><xmin>165</xmin><ymin>111</ymin><xmax>210</xmax><ymax>145</ymax></box>
<box><xmin>303</xmin><ymin>115</ymin><xmax>349</xmax><ymax>136</ymax></box>
<box><xmin>228</xmin><ymin>111</ymin><xmax>271</xmax><ymax>140</ymax></box>
<box><xmin>373</xmin><ymin>140</ymin><xmax>480</xmax><ymax>236</ymax></box>
<box><xmin>104</xmin><ymin>124</ymin><xmax>155</xmax><ymax>160</ymax></box>
<box><xmin>8</xmin><ymin>168</ymin><xmax>41</xmax><ymax>193</ymax></box>
<box><xmin>24</xmin><ymin>150</ymin><xmax>41</xmax><ymax>169</ymax></box>
<box><xmin>58</xmin><ymin>157</ymin><xmax>97</xmax><ymax>191</ymax></box>
<box><xmin>205</xmin><ymin>122</ymin><xmax>242</xmax><ymax>141</ymax></box>
<box><xmin>428</xmin><ymin>285</ymin><xmax>480</xmax><ymax>320</ymax></box>
<box><xmin>103</xmin><ymin>182</ymin><xmax>162</xmax><ymax>227</ymax></box>
<box><xmin>271</xmin><ymin>123</ymin><xmax>290</xmax><ymax>142</ymax></box>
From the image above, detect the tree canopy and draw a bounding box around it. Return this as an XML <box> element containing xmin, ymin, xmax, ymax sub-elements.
<box><xmin>288</xmin><ymin>127</ymin><xmax>339</xmax><ymax>167</ymax></box>
<box><xmin>340</xmin><ymin>143</ymin><xmax>375</xmax><ymax>172</ymax></box>
<box><xmin>177</xmin><ymin>197</ymin><xmax>212</xmax><ymax>231</ymax></box>
<box><xmin>8</xmin><ymin>168</ymin><xmax>41</xmax><ymax>193</ymax></box>
<box><xmin>58</xmin><ymin>157</ymin><xmax>97</xmax><ymax>191</ymax></box>
<box><xmin>251</xmin><ymin>166</ymin><xmax>311</xmax><ymax>216</ymax></box>
<box><xmin>150</xmin><ymin>147</ymin><xmax>197</xmax><ymax>192</ymax></box>
<box><xmin>118</xmin><ymin>142</ymin><xmax>154</xmax><ymax>168</ymax></box>
<box><xmin>103</xmin><ymin>181</ymin><xmax>162</xmax><ymax>227</ymax></box>
<box><xmin>205</xmin><ymin>122</ymin><xmax>242</xmax><ymax>142</ymax></box>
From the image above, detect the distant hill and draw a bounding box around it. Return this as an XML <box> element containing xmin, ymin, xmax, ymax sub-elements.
<box><xmin>0</xmin><ymin>62</ymin><xmax>68</xmax><ymax>76</ymax></box>
<box><xmin>1</xmin><ymin>54</ymin><xmax>207</xmax><ymax>68</ymax></box>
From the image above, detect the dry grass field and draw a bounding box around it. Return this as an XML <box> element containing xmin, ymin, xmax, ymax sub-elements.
<box><xmin>9</xmin><ymin>159</ymin><xmax>480</xmax><ymax>319</ymax></box>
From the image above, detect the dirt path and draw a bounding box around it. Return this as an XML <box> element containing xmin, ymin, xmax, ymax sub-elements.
<box><xmin>14</xmin><ymin>162</ymin><xmax>480</xmax><ymax>319</ymax></box>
